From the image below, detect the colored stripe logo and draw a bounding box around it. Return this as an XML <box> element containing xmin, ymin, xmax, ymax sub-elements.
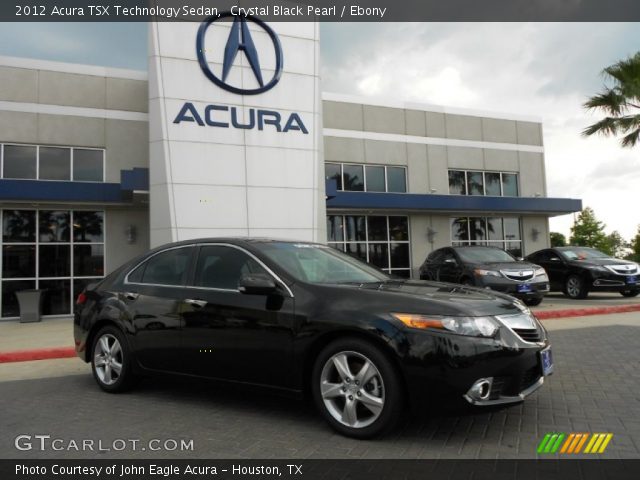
<box><xmin>537</xmin><ymin>433</ymin><xmax>613</xmax><ymax>454</ymax></box>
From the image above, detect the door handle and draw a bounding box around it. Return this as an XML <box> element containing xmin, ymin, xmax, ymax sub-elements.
<box><xmin>185</xmin><ymin>298</ymin><xmax>207</xmax><ymax>308</ymax></box>
<box><xmin>123</xmin><ymin>292</ymin><xmax>139</xmax><ymax>300</ymax></box>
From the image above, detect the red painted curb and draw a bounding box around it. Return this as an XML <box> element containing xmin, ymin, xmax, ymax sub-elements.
<box><xmin>0</xmin><ymin>347</ymin><xmax>76</xmax><ymax>364</ymax></box>
<box><xmin>535</xmin><ymin>304</ymin><xmax>640</xmax><ymax>320</ymax></box>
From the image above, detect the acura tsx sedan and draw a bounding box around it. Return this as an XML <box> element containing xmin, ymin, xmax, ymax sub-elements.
<box><xmin>74</xmin><ymin>238</ymin><xmax>553</xmax><ymax>438</ymax></box>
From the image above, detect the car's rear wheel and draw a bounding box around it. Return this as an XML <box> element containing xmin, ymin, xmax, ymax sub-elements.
<box><xmin>564</xmin><ymin>275</ymin><xmax>588</xmax><ymax>299</ymax></box>
<box><xmin>312</xmin><ymin>338</ymin><xmax>404</xmax><ymax>438</ymax></box>
<box><xmin>91</xmin><ymin>326</ymin><xmax>136</xmax><ymax>393</ymax></box>
<box><xmin>523</xmin><ymin>297</ymin><xmax>543</xmax><ymax>306</ymax></box>
<box><xmin>620</xmin><ymin>290</ymin><xmax>639</xmax><ymax>298</ymax></box>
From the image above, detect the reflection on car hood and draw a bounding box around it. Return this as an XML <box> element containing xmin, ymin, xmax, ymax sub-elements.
<box><xmin>567</xmin><ymin>258</ymin><xmax>636</xmax><ymax>268</ymax></box>
<box><xmin>347</xmin><ymin>279</ymin><xmax>523</xmax><ymax>316</ymax></box>
<box><xmin>470</xmin><ymin>261</ymin><xmax>539</xmax><ymax>271</ymax></box>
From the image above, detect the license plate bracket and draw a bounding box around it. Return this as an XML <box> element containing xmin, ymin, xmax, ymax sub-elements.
<box><xmin>517</xmin><ymin>284</ymin><xmax>533</xmax><ymax>293</ymax></box>
<box><xmin>627</xmin><ymin>276</ymin><xmax>637</xmax><ymax>285</ymax></box>
<box><xmin>540</xmin><ymin>346</ymin><xmax>554</xmax><ymax>376</ymax></box>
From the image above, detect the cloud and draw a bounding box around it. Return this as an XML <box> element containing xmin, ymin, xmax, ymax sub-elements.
<box><xmin>320</xmin><ymin>22</ymin><xmax>640</xmax><ymax>239</ymax></box>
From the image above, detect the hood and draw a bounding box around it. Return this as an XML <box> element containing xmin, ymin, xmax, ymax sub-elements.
<box><xmin>345</xmin><ymin>280</ymin><xmax>525</xmax><ymax>317</ymax></box>
<box><xmin>469</xmin><ymin>261</ymin><xmax>539</xmax><ymax>271</ymax></box>
<box><xmin>567</xmin><ymin>257</ymin><xmax>638</xmax><ymax>269</ymax></box>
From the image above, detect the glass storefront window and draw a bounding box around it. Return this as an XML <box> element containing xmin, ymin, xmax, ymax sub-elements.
<box><xmin>485</xmin><ymin>172</ymin><xmax>501</xmax><ymax>196</ymax></box>
<box><xmin>502</xmin><ymin>173</ymin><xmax>519</xmax><ymax>196</ymax></box>
<box><xmin>1</xmin><ymin>210</ymin><xmax>105</xmax><ymax>318</ymax></box>
<box><xmin>448</xmin><ymin>170</ymin><xmax>466</xmax><ymax>195</ymax></box>
<box><xmin>325</xmin><ymin>163</ymin><xmax>342</xmax><ymax>190</ymax></box>
<box><xmin>2</xmin><ymin>145</ymin><xmax>37</xmax><ymax>179</ymax></box>
<box><xmin>467</xmin><ymin>172</ymin><xmax>484</xmax><ymax>196</ymax></box>
<box><xmin>448</xmin><ymin>170</ymin><xmax>519</xmax><ymax>197</ymax></box>
<box><xmin>450</xmin><ymin>216</ymin><xmax>522</xmax><ymax>254</ymax></box>
<box><xmin>328</xmin><ymin>215</ymin><xmax>411</xmax><ymax>277</ymax></box>
<box><xmin>325</xmin><ymin>163</ymin><xmax>407</xmax><ymax>193</ymax></box>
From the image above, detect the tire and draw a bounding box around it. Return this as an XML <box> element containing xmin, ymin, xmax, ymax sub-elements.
<box><xmin>523</xmin><ymin>297</ymin><xmax>543</xmax><ymax>307</ymax></box>
<box><xmin>620</xmin><ymin>290</ymin><xmax>640</xmax><ymax>298</ymax></box>
<box><xmin>564</xmin><ymin>275</ymin><xmax>588</xmax><ymax>299</ymax></box>
<box><xmin>91</xmin><ymin>325</ymin><xmax>136</xmax><ymax>393</ymax></box>
<box><xmin>311</xmin><ymin>338</ymin><xmax>404</xmax><ymax>439</ymax></box>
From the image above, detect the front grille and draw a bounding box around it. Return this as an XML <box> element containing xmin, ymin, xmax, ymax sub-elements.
<box><xmin>609</xmin><ymin>266</ymin><xmax>638</xmax><ymax>275</ymax></box>
<box><xmin>501</xmin><ymin>270</ymin><xmax>534</xmax><ymax>282</ymax></box>
<box><xmin>489</xmin><ymin>366</ymin><xmax>541</xmax><ymax>399</ymax></box>
<box><xmin>513</xmin><ymin>327</ymin><xmax>542</xmax><ymax>342</ymax></box>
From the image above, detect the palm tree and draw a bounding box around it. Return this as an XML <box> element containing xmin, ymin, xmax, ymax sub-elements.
<box><xmin>583</xmin><ymin>52</ymin><xmax>640</xmax><ymax>148</ymax></box>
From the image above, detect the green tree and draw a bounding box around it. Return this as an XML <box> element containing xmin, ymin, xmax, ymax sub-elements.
<box><xmin>604</xmin><ymin>230</ymin><xmax>627</xmax><ymax>258</ymax></box>
<box><xmin>629</xmin><ymin>225</ymin><xmax>640</xmax><ymax>262</ymax></box>
<box><xmin>569</xmin><ymin>207</ymin><xmax>610</xmax><ymax>252</ymax></box>
<box><xmin>550</xmin><ymin>232</ymin><xmax>567</xmax><ymax>247</ymax></box>
<box><xmin>582</xmin><ymin>52</ymin><xmax>640</xmax><ymax>148</ymax></box>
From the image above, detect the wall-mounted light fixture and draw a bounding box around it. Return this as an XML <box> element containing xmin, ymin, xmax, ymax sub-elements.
<box><xmin>426</xmin><ymin>227</ymin><xmax>437</xmax><ymax>243</ymax></box>
<box><xmin>125</xmin><ymin>225</ymin><xmax>137</xmax><ymax>245</ymax></box>
<box><xmin>531</xmin><ymin>228</ymin><xmax>540</xmax><ymax>242</ymax></box>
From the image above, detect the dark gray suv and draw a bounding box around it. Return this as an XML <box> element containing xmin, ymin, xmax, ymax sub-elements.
<box><xmin>419</xmin><ymin>246</ymin><xmax>550</xmax><ymax>306</ymax></box>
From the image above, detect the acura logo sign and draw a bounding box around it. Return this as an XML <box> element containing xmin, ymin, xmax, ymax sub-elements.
<box><xmin>196</xmin><ymin>13</ymin><xmax>283</xmax><ymax>95</ymax></box>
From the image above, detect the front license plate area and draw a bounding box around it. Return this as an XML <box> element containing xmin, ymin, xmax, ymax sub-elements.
<box><xmin>517</xmin><ymin>284</ymin><xmax>533</xmax><ymax>293</ymax></box>
<box><xmin>627</xmin><ymin>276</ymin><xmax>637</xmax><ymax>285</ymax></box>
<box><xmin>540</xmin><ymin>346</ymin><xmax>554</xmax><ymax>376</ymax></box>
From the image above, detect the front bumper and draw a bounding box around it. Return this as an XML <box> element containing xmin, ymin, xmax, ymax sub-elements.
<box><xmin>589</xmin><ymin>272</ymin><xmax>639</xmax><ymax>291</ymax></box>
<box><xmin>400</xmin><ymin>321</ymin><xmax>549</xmax><ymax>407</ymax></box>
<box><xmin>475</xmin><ymin>277</ymin><xmax>549</xmax><ymax>299</ymax></box>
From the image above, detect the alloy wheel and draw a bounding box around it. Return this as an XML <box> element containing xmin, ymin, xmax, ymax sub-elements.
<box><xmin>566</xmin><ymin>276</ymin><xmax>581</xmax><ymax>298</ymax></box>
<box><xmin>319</xmin><ymin>351</ymin><xmax>385</xmax><ymax>429</ymax></box>
<box><xmin>93</xmin><ymin>333</ymin><xmax>123</xmax><ymax>386</ymax></box>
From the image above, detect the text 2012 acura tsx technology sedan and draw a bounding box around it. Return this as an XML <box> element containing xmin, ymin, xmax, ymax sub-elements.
<box><xmin>74</xmin><ymin>238</ymin><xmax>553</xmax><ymax>438</ymax></box>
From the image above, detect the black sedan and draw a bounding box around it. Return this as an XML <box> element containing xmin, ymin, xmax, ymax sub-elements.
<box><xmin>526</xmin><ymin>246</ymin><xmax>640</xmax><ymax>299</ymax></box>
<box><xmin>419</xmin><ymin>246</ymin><xmax>549</xmax><ymax>306</ymax></box>
<box><xmin>75</xmin><ymin>238</ymin><xmax>552</xmax><ymax>438</ymax></box>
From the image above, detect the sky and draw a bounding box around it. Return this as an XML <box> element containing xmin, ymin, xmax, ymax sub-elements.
<box><xmin>1</xmin><ymin>22</ymin><xmax>639</xmax><ymax>240</ymax></box>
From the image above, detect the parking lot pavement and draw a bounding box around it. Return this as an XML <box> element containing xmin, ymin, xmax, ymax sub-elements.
<box><xmin>1</xmin><ymin>312</ymin><xmax>638</xmax><ymax>460</ymax></box>
<box><xmin>532</xmin><ymin>292</ymin><xmax>640</xmax><ymax>313</ymax></box>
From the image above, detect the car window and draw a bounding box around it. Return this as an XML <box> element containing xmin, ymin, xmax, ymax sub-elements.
<box><xmin>194</xmin><ymin>245</ymin><xmax>268</xmax><ymax>290</ymax></box>
<box><xmin>133</xmin><ymin>247</ymin><xmax>193</xmax><ymax>286</ymax></box>
<box><xmin>559</xmin><ymin>247</ymin><xmax>609</xmax><ymax>260</ymax></box>
<box><xmin>455</xmin><ymin>247</ymin><xmax>515</xmax><ymax>263</ymax></box>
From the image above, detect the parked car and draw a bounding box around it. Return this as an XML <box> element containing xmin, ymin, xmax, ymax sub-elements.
<box><xmin>75</xmin><ymin>238</ymin><xmax>552</xmax><ymax>438</ymax></box>
<box><xmin>526</xmin><ymin>246</ymin><xmax>640</xmax><ymax>299</ymax></box>
<box><xmin>419</xmin><ymin>246</ymin><xmax>549</xmax><ymax>306</ymax></box>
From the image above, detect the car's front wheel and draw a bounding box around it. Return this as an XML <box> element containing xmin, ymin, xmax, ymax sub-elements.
<box><xmin>91</xmin><ymin>326</ymin><xmax>136</xmax><ymax>393</ymax></box>
<box><xmin>564</xmin><ymin>275</ymin><xmax>589</xmax><ymax>299</ymax></box>
<box><xmin>620</xmin><ymin>289</ymin><xmax>639</xmax><ymax>298</ymax></box>
<box><xmin>312</xmin><ymin>338</ymin><xmax>404</xmax><ymax>438</ymax></box>
<box><xmin>524</xmin><ymin>297</ymin><xmax>543</xmax><ymax>306</ymax></box>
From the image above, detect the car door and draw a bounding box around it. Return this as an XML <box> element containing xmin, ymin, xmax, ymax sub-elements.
<box><xmin>122</xmin><ymin>245</ymin><xmax>194</xmax><ymax>372</ymax></box>
<box><xmin>439</xmin><ymin>249</ymin><xmax>462</xmax><ymax>283</ymax></box>
<box><xmin>179</xmin><ymin>244</ymin><xmax>296</xmax><ymax>388</ymax></box>
<box><xmin>535</xmin><ymin>250</ymin><xmax>566</xmax><ymax>290</ymax></box>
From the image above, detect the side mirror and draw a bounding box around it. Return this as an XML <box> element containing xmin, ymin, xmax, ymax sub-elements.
<box><xmin>238</xmin><ymin>274</ymin><xmax>278</xmax><ymax>295</ymax></box>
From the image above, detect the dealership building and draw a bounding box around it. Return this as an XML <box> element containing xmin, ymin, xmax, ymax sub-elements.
<box><xmin>0</xmin><ymin>19</ymin><xmax>581</xmax><ymax>320</ymax></box>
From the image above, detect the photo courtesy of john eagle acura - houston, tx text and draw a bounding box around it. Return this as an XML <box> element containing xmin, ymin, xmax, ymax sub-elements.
<box><xmin>74</xmin><ymin>239</ymin><xmax>553</xmax><ymax>438</ymax></box>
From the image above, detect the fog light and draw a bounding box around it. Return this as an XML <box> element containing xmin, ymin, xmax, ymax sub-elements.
<box><xmin>466</xmin><ymin>378</ymin><xmax>492</xmax><ymax>401</ymax></box>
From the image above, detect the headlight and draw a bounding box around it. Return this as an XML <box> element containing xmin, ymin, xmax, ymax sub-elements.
<box><xmin>474</xmin><ymin>269</ymin><xmax>501</xmax><ymax>277</ymax></box>
<box><xmin>534</xmin><ymin>267</ymin><xmax>547</xmax><ymax>277</ymax></box>
<box><xmin>392</xmin><ymin>313</ymin><xmax>499</xmax><ymax>337</ymax></box>
<box><xmin>586</xmin><ymin>265</ymin><xmax>608</xmax><ymax>272</ymax></box>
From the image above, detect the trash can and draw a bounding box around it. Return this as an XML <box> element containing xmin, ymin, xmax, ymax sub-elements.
<box><xmin>16</xmin><ymin>289</ymin><xmax>43</xmax><ymax>323</ymax></box>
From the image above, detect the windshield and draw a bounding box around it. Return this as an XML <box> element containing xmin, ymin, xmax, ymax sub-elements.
<box><xmin>456</xmin><ymin>247</ymin><xmax>516</xmax><ymax>263</ymax></box>
<box><xmin>559</xmin><ymin>247</ymin><xmax>609</xmax><ymax>260</ymax></box>
<box><xmin>255</xmin><ymin>242</ymin><xmax>390</xmax><ymax>284</ymax></box>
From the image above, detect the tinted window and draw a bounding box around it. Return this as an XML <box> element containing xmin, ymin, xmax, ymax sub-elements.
<box><xmin>342</xmin><ymin>164</ymin><xmax>364</xmax><ymax>191</ymax></box>
<box><xmin>467</xmin><ymin>172</ymin><xmax>484</xmax><ymax>196</ymax></box>
<box><xmin>73</xmin><ymin>149</ymin><xmax>103</xmax><ymax>182</ymax></box>
<box><xmin>502</xmin><ymin>173</ymin><xmax>518</xmax><ymax>196</ymax></box>
<box><xmin>456</xmin><ymin>247</ymin><xmax>515</xmax><ymax>263</ymax></box>
<box><xmin>39</xmin><ymin>147</ymin><xmax>71</xmax><ymax>180</ymax></box>
<box><xmin>194</xmin><ymin>245</ymin><xmax>266</xmax><ymax>290</ymax></box>
<box><xmin>3</xmin><ymin>145</ymin><xmax>36</xmax><ymax>179</ymax></box>
<box><xmin>2</xmin><ymin>210</ymin><xmax>36</xmax><ymax>242</ymax></box>
<box><xmin>365</xmin><ymin>166</ymin><xmax>385</xmax><ymax>192</ymax></box>
<box><xmin>325</xmin><ymin>163</ymin><xmax>342</xmax><ymax>190</ymax></box>
<box><xmin>140</xmin><ymin>247</ymin><xmax>192</xmax><ymax>286</ymax></box>
<box><xmin>73</xmin><ymin>211</ymin><xmax>104</xmax><ymax>242</ymax></box>
<box><xmin>485</xmin><ymin>172</ymin><xmax>501</xmax><ymax>196</ymax></box>
<box><xmin>448</xmin><ymin>170</ymin><xmax>466</xmax><ymax>195</ymax></box>
<box><xmin>39</xmin><ymin>211</ymin><xmax>70</xmax><ymax>242</ymax></box>
<box><xmin>327</xmin><ymin>216</ymin><xmax>344</xmax><ymax>242</ymax></box>
<box><xmin>386</xmin><ymin>167</ymin><xmax>407</xmax><ymax>193</ymax></box>
<box><xmin>345</xmin><ymin>216</ymin><xmax>366</xmax><ymax>241</ymax></box>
